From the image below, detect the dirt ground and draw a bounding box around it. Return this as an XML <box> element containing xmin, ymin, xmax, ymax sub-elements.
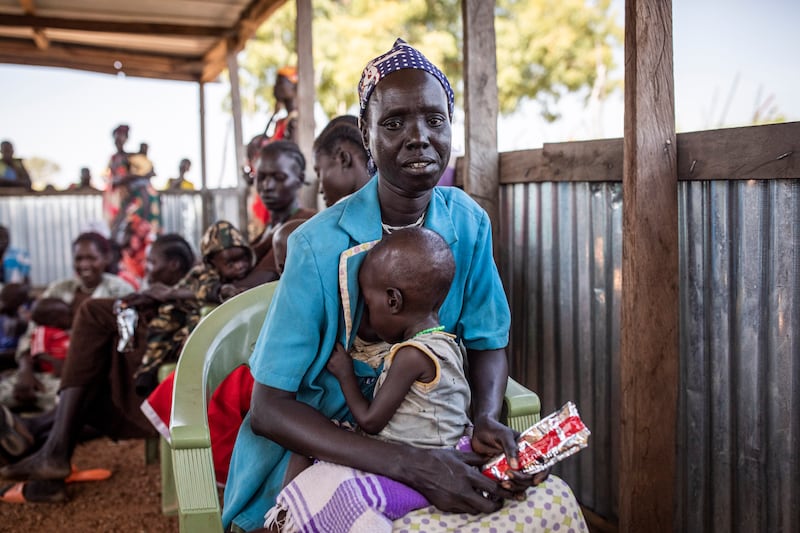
<box><xmin>0</xmin><ymin>437</ymin><xmax>179</xmax><ymax>532</ymax></box>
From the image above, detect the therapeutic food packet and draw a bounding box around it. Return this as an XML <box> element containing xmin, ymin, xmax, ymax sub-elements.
<box><xmin>114</xmin><ymin>300</ymin><xmax>139</xmax><ymax>353</ymax></box>
<box><xmin>482</xmin><ymin>401</ymin><xmax>590</xmax><ymax>481</ymax></box>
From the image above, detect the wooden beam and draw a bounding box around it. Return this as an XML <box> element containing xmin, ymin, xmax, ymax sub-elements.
<box><xmin>295</xmin><ymin>0</ymin><xmax>317</xmax><ymax>209</ymax></box>
<box><xmin>677</xmin><ymin>122</ymin><xmax>800</xmax><ymax>180</ymax></box>
<box><xmin>485</xmin><ymin>122</ymin><xmax>800</xmax><ymax>185</ymax></box>
<box><xmin>461</xmin><ymin>0</ymin><xmax>500</xmax><ymax>236</ymax></box>
<box><xmin>0</xmin><ymin>38</ymin><xmax>204</xmax><ymax>81</ymax></box>
<box><xmin>0</xmin><ymin>14</ymin><xmax>230</xmax><ymax>36</ymax></box>
<box><xmin>620</xmin><ymin>0</ymin><xmax>678</xmax><ymax>531</ymax></box>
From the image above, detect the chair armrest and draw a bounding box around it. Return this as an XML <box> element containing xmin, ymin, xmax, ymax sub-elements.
<box><xmin>502</xmin><ymin>377</ymin><xmax>541</xmax><ymax>433</ymax></box>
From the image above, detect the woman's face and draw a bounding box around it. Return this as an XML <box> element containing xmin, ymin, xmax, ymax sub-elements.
<box><xmin>315</xmin><ymin>148</ymin><xmax>352</xmax><ymax>207</ymax></box>
<box><xmin>362</xmin><ymin>70</ymin><xmax>451</xmax><ymax>195</ymax></box>
<box><xmin>73</xmin><ymin>241</ymin><xmax>108</xmax><ymax>289</ymax></box>
<box><xmin>254</xmin><ymin>152</ymin><xmax>303</xmax><ymax>213</ymax></box>
<box><xmin>146</xmin><ymin>247</ymin><xmax>183</xmax><ymax>287</ymax></box>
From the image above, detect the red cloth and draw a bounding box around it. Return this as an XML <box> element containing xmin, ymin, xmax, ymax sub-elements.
<box><xmin>140</xmin><ymin>365</ymin><xmax>254</xmax><ymax>485</ymax></box>
<box><xmin>251</xmin><ymin>195</ymin><xmax>271</xmax><ymax>225</ymax></box>
<box><xmin>30</xmin><ymin>326</ymin><xmax>70</xmax><ymax>373</ymax></box>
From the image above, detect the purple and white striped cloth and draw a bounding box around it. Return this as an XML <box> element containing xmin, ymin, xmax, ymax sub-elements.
<box><xmin>264</xmin><ymin>461</ymin><xmax>429</xmax><ymax>532</ymax></box>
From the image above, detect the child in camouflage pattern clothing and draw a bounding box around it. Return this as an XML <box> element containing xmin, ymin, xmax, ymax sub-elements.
<box><xmin>133</xmin><ymin>220</ymin><xmax>256</xmax><ymax>396</ymax></box>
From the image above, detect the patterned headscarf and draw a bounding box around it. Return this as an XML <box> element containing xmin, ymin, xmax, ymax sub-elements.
<box><xmin>358</xmin><ymin>38</ymin><xmax>455</xmax><ymax>125</ymax></box>
<box><xmin>200</xmin><ymin>220</ymin><xmax>256</xmax><ymax>268</ymax></box>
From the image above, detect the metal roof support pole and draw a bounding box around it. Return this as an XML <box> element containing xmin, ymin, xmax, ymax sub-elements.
<box><xmin>226</xmin><ymin>44</ymin><xmax>249</xmax><ymax>235</ymax></box>
<box><xmin>620</xmin><ymin>0</ymin><xmax>678</xmax><ymax>530</ymax></box>
<box><xmin>198</xmin><ymin>80</ymin><xmax>212</xmax><ymax>230</ymax></box>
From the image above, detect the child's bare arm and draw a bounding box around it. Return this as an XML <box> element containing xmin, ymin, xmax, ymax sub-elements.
<box><xmin>326</xmin><ymin>343</ymin><xmax>369</xmax><ymax>418</ymax></box>
<box><xmin>328</xmin><ymin>344</ymin><xmax>435</xmax><ymax>435</ymax></box>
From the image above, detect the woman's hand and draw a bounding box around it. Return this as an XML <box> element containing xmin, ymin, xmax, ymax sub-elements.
<box><xmin>401</xmin><ymin>446</ymin><xmax>514</xmax><ymax>514</ymax></box>
<box><xmin>471</xmin><ymin>414</ymin><xmax>550</xmax><ymax>494</ymax></box>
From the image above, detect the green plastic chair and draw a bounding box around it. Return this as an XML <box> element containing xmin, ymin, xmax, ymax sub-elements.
<box><xmin>169</xmin><ymin>281</ymin><xmax>540</xmax><ymax>533</ymax></box>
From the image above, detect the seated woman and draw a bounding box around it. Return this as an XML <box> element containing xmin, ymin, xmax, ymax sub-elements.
<box><xmin>0</xmin><ymin>234</ymin><xmax>195</xmax><ymax>503</ymax></box>
<box><xmin>0</xmin><ymin>232</ymin><xmax>134</xmax><ymax>413</ymax></box>
<box><xmin>247</xmin><ymin>140</ymin><xmax>317</xmax><ymax>283</ymax></box>
<box><xmin>222</xmin><ymin>39</ymin><xmax>586</xmax><ymax>532</ymax></box>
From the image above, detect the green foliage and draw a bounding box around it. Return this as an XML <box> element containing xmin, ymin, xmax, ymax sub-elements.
<box><xmin>240</xmin><ymin>0</ymin><xmax>622</xmax><ymax>123</ymax></box>
<box><xmin>24</xmin><ymin>157</ymin><xmax>60</xmax><ymax>188</ymax></box>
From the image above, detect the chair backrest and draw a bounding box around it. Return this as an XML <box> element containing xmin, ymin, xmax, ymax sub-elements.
<box><xmin>169</xmin><ymin>281</ymin><xmax>277</xmax><ymax>533</ymax></box>
<box><xmin>171</xmin><ymin>281</ymin><xmax>276</xmax><ymax>444</ymax></box>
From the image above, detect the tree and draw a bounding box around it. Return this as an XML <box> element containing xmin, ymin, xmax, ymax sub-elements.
<box><xmin>24</xmin><ymin>156</ymin><xmax>60</xmax><ymax>190</ymax></box>
<box><xmin>240</xmin><ymin>0</ymin><xmax>622</xmax><ymax>123</ymax></box>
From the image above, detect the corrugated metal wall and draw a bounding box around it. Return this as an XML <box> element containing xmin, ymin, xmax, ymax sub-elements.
<box><xmin>498</xmin><ymin>181</ymin><xmax>623</xmax><ymax>520</ymax></box>
<box><xmin>0</xmin><ymin>189</ymin><xmax>240</xmax><ymax>287</ymax></box>
<box><xmin>676</xmin><ymin>179</ymin><xmax>799</xmax><ymax>533</ymax></box>
<box><xmin>498</xmin><ymin>178</ymin><xmax>799</xmax><ymax>532</ymax></box>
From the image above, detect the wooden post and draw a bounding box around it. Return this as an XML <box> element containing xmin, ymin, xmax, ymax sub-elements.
<box><xmin>226</xmin><ymin>45</ymin><xmax>249</xmax><ymax>234</ymax></box>
<box><xmin>295</xmin><ymin>0</ymin><xmax>317</xmax><ymax>210</ymax></box>
<box><xmin>620</xmin><ymin>0</ymin><xmax>678</xmax><ymax>531</ymax></box>
<box><xmin>461</xmin><ymin>0</ymin><xmax>500</xmax><ymax>240</ymax></box>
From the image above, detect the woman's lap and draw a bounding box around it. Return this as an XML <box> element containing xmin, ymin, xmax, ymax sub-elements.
<box><xmin>393</xmin><ymin>475</ymin><xmax>587</xmax><ymax>533</ymax></box>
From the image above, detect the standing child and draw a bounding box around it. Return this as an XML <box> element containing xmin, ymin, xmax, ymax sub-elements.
<box><xmin>132</xmin><ymin>220</ymin><xmax>256</xmax><ymax>397</ymax></box>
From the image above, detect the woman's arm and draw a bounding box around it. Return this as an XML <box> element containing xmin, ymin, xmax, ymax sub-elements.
<box><xmin>250</xmin><ymin>382</ymin><xmax>513</xmax><ymax>514</ymax></box>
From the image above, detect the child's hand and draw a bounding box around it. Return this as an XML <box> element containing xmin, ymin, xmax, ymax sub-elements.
<box><xmin>219</xmin><ymin>284</ymin><xmax>243</xmax><ymax>301</ymax></box>
<box><xmin>326</xmin><ymin>343</ymin><xmax>352</xmax><ymax>378</ymax></box>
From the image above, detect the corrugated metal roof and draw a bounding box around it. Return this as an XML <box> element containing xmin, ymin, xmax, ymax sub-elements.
<box><xmin>0</xmin><ymin>0</ymin><xmax>286</xmax><ymax>81</ymax></box>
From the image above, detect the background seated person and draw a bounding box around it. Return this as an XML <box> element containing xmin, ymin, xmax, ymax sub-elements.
<box><xmin>248</xmin><ymin>140</ymin><xmax>316</xmax><ymax>284</ymax></box>
<box><xmin>0</xmin><ymin>232</ymin><xmax>133</xmax><ymax>413</ymax></box>
<box><xmin>132</xmin><ymin>220</ymin><xmax>256</xmax><ymax>397</ymax></box>
<box><xmin>313</xmin><ymin>115</ymin><xmax>371</xmax><ymax>207</ymax></box>
<box><xmin>0</xmin><ymin>141</ymin><xmax>32</xmax><ymax>191</ymax></box>
<box><xmin>0</xmin><ymin>234</ymin><xmax>195</xmax><ymax>503</ymax></box>
<box><xmin>141</xmin><ymin>217</ymin><xmax>310</xmax><ymax>486</ymax></box>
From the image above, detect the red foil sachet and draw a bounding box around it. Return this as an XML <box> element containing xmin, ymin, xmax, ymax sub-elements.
<box><xmin>482</xmin><ymin>401</ymin><xmax>590</xmax><ymax>481</ymax></box>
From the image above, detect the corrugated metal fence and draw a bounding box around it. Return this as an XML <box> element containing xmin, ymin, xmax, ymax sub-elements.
<box><xmin>498</xmin><ymin>178</ymin><xmax>799</xmax><ymax>531</ymax></box>
<box><xmin>0</xmin><ymin>189</ymin><xmax>240</xmax><ymax>287</ymax></box>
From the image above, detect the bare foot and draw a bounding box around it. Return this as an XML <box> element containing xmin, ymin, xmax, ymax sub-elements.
<box><xmin>0</xmin><ymin>449</ymin><xmax>71</xmax><ymax>481</ymax></box>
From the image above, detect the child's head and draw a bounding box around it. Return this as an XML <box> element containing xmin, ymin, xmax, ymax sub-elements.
<box><xmin>253</xmin><ymin>140</ymin><xmax>306</xmax><ymax>214</ymax></box>
<box><xmin>0</xmin><ymin>282</ymin><xmax>29</xmax><ymax>315</ymax></box>
<box><xmin>31</xmin><ymin>297</ymin><xmax>73</xmax><ymax>330</ymax></box>
<box><xmin>359</xmin><ymin>227</ymin><xmax>455</xmax><ymax>343</ymax></box>
<box><xmin>272</xmin><ymin>219</ymin><xmax>308</xmax><ymax>275</ymax></box>
<box><xmin>200</xmin><ymin>220</ymin><xmax>255</xmax><ymax>283</ymax></box>
<box><xmin>147</xmin><ymin>234</ymin><xmax>196</xmax><ymax>286</ymax></box>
